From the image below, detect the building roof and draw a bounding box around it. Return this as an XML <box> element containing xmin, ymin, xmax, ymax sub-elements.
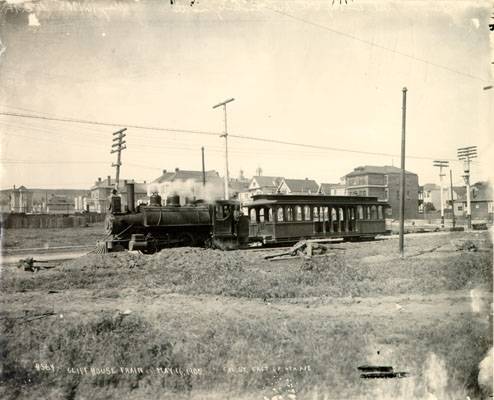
<box><xmin>251</xmin><ymin>176</ymin><xmax>284</xmax><ymax>188</ymax></box>
<box><xmin>422</xmin><ymin>183</ymin><xmax>440</xmax><ymax>191</ymax></box>
<box><xmin>280</xmin><ymin>178</ymin><xmax>319</xmax><ymax>193</ymax></box>
<box><xmin>319</xmin><ymin>183</ymin><xmax>345</xmax><ymax>194</ymax></box>
<box><xmin>153</xmin><ymin>169</ymin><xmax>220</xmax><ymax>184</ymax></box>
<box><xmin>345</xmin><ymin>165</ymin><xmax>416</xmax><ymax>177</ymax></box>
<box><xmin>470</xmin><ymin>181</ymin><xmax>492</xmax><ymax>202</ymax></box>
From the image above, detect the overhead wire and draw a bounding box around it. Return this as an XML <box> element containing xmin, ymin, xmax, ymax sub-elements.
<box><xmin>264</xmin><ymin>5</ymin><xmax>491</xmax><ymax>84</ymax></box>
<box><xmin>0</xmin><ymin>109</ymin><xmax>467</xmax><ymax>162</ymax></box>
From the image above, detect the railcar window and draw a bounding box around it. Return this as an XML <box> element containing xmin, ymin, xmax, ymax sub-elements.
<box><xmin>339</xmin><ymin>208</ymin><xmax>344</xmax><ymax>221</ymax></box>
<box><xmin>268</xmin><ymin>207</ymin><xmax>273</xmax><ymax>222</ymax></box>
<box><xmin>323</xmin><ymin>207</ymin><xmax>329</xmax><ymax>221</ymax></box>
<box><xmin>223</xmin><ymin>205</ymin><xmax>231</xmax><ymax>218</ymax></box>
<box><xmin>371</xmin><ymin>205</ymin><xmax>377</xmax><ymax>220</ymax></box>
<box><xmin>286</xmin><ymin>206</ymin><xmax>293</xmax><ymax>221</ymax></box>
<box><xmin>331</xmin><ymin>208</ymin><xmax>337</xmax><ymax>221</ymax></box>
<box><xmin>259</xmin><ymin>208</ymin><xmax>265</xmax><ymax>222</ymax></box>
<box><xmin>304</xmin><ymin>205</ymin><xmax>311</xmax><ymax>221</ymax></box>
<box><xmin>357</xmin><ymin>206</ymin><xmax>363</xmax><ymax>219</ymax></box>
<box><xmin>313</xmin><ymin>206</ymin><xmax>319</xmax><ymax>221</ymax></box>
<box><xmin>250</xmin><ymin>209</ymin><xmax>256</xmax><ymax>223</ymax></box>
<box><xmin>277</xmin><ymin>206</ymin><xmax>284</xmax><ymax>222</ymax></box>
<box><xmin>378</xmin><ymin>205</ymin><xmax>383</xmax><ymax>219</ymax></box>
<box><xmin>216</xmin><ymin>205</ymin><xmax>223</xmax><ymax>218</ymax></box>
<box><xmin>295</xmin><ymin>206</ymin><xmax>302</xmax><ymax>221</ymax></box>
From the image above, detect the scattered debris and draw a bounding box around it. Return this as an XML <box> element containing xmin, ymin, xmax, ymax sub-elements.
<box><xmin>358</xmin><ymin>365</ymin><xmax>410</xmax><ymax>379</ymax></box>
<box><xmin>453</xmin><ymin>240</ymin><xmax>478</xmax><ymax>252</ymax></box>
<box><xmin>265</xmin><ymin>239</ymin><xmax>343</xmax><ymax>261</ymax></box>
<box><xmin>17</xmin><ymin>258</ymin><xmax>57</xmax><ymax>272</ymax></box>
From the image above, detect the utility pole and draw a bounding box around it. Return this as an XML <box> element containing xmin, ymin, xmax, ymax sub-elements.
<box><xmin>213</xmin><ymin>98</ymin><xmax>235</xmax><ymax>200</ymax></box>
<box><xmin>201</xmin><ymin>146</ymin><xmax>206</xmax><ymax>187</ymax></box>
<box><xmin>433</xmin><ymin>160</ymin><xmax>449</xmax><ymax>227</ymax></box>
<box><xmin>399</xmin><ymin>87</ymin><xmax>407</xmax><ymax>258</ymax></box>
<box><xmin>457</xmin><ymin>146</ymin><xmax>477</xmax><ymax>230</ymax></box>
<box><xmin>111</xmin><ymin>128</ymin><xmax>127</xmax><ymax>190</ymax></box>
<box><xmin>449</xmin><ymin>169</ymin><xmax>456</xmax><ymax>228</ymax></box>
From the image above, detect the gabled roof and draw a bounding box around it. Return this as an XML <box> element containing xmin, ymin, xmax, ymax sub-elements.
<box><xmin>280</xmin><ymin>178</ymin><xmax>319</xmax><ymax>193</ymax></box>
<box><xmin>251</xmin><ymin>176</ymin><xmax>284</xmax><ymax>188</ymax></box>
<box><xmin>345</xmin><ymin>165</ymin><xmax>416</xmax><ymax>177</ymax></box>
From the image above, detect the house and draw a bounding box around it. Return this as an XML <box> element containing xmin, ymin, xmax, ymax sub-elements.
<box><xmin>239</xmin><ymin>176</ymin><xmax>284</xmax><ymax>204</ymax></box>
<box><xmin>9</xmin><ymin>185</ymin><xmax>33</xmax><ymax>213</ymax></box>
<box><xmin>343</xmin><ymin>165</ymin><xmax>419</xmax><ymax>219</ymax></box>
<box><xmin>149</xmin><ymin>168</ymin><xmax>224</xmax><ymax>205</ymax></box>
<box><xmin>318</xmin><ymin>182</ymin><xmax>346</xmax><ymax>196</ymax></box>
<box><xmin>277</xmin><ymin>178</ymin><xmax>319</xmax><ymax>195</ymax></box>
<box><xmin>90</xmin><ymin>176</ymin><xmax>148</xmax><ymax>213</ymax></box>
<box><xmin>454</xmin><ymin>181</ymin><xmax>493</xmax><ymax>221</ymax></box>
<box><xmin>46</xmin><ymin>195</ymin><xmax>75</xmax><ymax>214</ymax></box>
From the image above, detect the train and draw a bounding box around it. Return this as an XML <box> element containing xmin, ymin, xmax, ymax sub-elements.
<box><xmin>100</xmin><ymin>183</ymin><xmax>250</xmax><ymax>253</ymax></box>
<box><xmin>100</xmin><ymin>183</ymin><xmax>389</xmax><ymax>253</ymax></box>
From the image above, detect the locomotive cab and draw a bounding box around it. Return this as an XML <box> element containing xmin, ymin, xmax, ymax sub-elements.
<box><xmin>210</xmin><ymin>200</ymin><xmax>249</xmax><ymax>249</ymax></box>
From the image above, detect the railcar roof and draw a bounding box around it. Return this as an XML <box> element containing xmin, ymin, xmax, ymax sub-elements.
<box><xmin>249</xmin><ymin>194</ymin><xmax>387</xmax><ymax>206</ymax></box>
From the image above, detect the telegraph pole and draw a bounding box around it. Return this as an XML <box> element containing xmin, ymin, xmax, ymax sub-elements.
<box><xmin>449</xmin><ymin>169</ymin><xmax>456</xmax><ymax>228</ymax></box>
<box><xmin>399</xmin><ymin>87</ymin><xmax>407</xmax><ymax>258</ymax></box>
<box><xmin>433</xmin><ymin>160</ymin><xmax>449</xmax><ymax>227</ymax></box>
<box><xmin>457</xmin><ymin>146</ymin><xmax>477</xmax><ymax>229</ymax></box>
<box><xmin>111</xmin><ymin>128</ymin><xmax>127</xmax><ymax>190</ymax></box>
<box><xmin>213</xmin><ymin>98</ymin><xmax>235</xmax><ymax>200</ymax></box>
<box><xmin>201</xmin><ymin>146</ymin><xmax>206</xmax><ymax>187</ymax></box>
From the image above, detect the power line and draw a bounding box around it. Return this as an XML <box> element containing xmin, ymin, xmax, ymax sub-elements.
<box><xmin>0</xmin><ymin>111</ymin><xmax>221</xmax><ymax>137</ymax></box>
<box><xmin>1</xmin><ymin>109</ymin><xmax>464</xmax><ymax>162</ymax></box>
<box><xmin>265</xmin><ymin>6</ymin><xmax>490</xmax><ymax>84</ymax></box>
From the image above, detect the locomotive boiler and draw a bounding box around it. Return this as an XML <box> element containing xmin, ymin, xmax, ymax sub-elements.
<box><xmin>101</xmin><ymin>183</ymin><xmax>250</xmax><ymax>253</ymax></box>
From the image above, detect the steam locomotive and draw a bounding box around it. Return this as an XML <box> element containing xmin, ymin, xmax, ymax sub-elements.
<box><xmin>100</xmin><ymin>183</ymin><xmax>250</xmax><ymax>253</ymax></box>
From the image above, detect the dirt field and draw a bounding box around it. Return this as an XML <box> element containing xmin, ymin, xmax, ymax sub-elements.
<box><xmin>0</xmin><ymin>231</ymin><xmax>492</xmax><ymax>400</ymax></box>
<box><xmin>1</xmin><ymin>223</ymin><xmax>105</xmax><ymax>251</ymax></box>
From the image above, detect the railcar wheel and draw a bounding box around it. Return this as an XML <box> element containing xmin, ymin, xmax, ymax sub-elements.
<box><xmin>179</xmin><ymin>232</ymin><xmax>195</xmax><ymax>247</ymax></box>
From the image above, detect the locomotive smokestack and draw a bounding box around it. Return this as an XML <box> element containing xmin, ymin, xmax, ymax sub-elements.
<box><xmin>126</xmin><ymin>182</ymin><xmax>135</xmax><ymax>212</ymax></box>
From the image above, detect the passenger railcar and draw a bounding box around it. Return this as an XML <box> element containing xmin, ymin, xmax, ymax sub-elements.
<box><xmin>246</xmin><ymin>194</ymin><xmax>388</xmax><ymax>245</ymax></box>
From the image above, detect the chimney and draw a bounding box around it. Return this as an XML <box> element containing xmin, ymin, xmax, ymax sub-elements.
<box><xmin>98</xmin><ymin>177</ymin><xmax>101</xmax><ymax>182</ymax></box>
<box><xmin>107</xmin><ymin>176</ymin><xmax>111</xmax><ymax>186</ymax></box>
<box><xmin>175</xmin><ymin>167</ymin><xmax>179</xmax><ymax>172</ymax></box>
<box><xmin>163</xmin><ymin>169</ymin><xmax>167</xmax><ymax>174</ymax></box>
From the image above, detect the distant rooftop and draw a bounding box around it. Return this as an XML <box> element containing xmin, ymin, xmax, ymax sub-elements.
<box><xmin>345</xmin><ymin>165</ymin><xmax>416</xmax><ymax>177</ymax></box>
<box><xmin>280</xmin><ymin>178</ymin><xmax>319</xmax><ymax>193</ymax></box>
<box><xmin>153</xmin><ymin>168</ymin><xmax>220</xmax><ymax>184</ymax></box>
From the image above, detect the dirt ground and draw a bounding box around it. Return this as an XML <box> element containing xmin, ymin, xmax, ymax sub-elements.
<box><xmin>1</xmin><ymin>223</ymin><xmax>105</xmax><ymax>250</ymax></box>
<box><xmin>0</xmin><ymin>231</ymin><xmax>492</xmax><ymax>400</ymax></box>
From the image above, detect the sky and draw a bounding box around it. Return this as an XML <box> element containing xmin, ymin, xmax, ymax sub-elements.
<box><xmin>0</xmin><ymin>0</ymin><xmax>492</xmax><ymax>190</ymax></box>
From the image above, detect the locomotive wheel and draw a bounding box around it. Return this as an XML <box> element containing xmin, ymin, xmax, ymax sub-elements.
<box><xmin>179</xmin><ymin>232</ymin><xmax>195</xmax><ymax>247</ymax></box>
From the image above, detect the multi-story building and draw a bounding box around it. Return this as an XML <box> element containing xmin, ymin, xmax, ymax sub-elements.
<box><xmin>344</xmin><ymin>165</ymin><xmax>419</xmax><ymax>219</ymax></box>
<box><xmin>149</xmin><ymin>168</ymin><xmax>224</xmax><ymax>205</ymax></box>
<box><xmin>9</xmin><ymin>185</ymin><xmax>34</xmax><ymax>213</ymax></box>
<box><xmin>90</xmin><ymin>176</ymin><xmax>148</xmax><ymax>213</ymax></box>
<box><xmin>318</xmin><ymin>182</ymin><xmax>346</xmax><ymax>196</ymax></box>
<box><xmin>239</xmin><ymin>176</ymin><xmax>284</xmax><ymax>204</ymax></box>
